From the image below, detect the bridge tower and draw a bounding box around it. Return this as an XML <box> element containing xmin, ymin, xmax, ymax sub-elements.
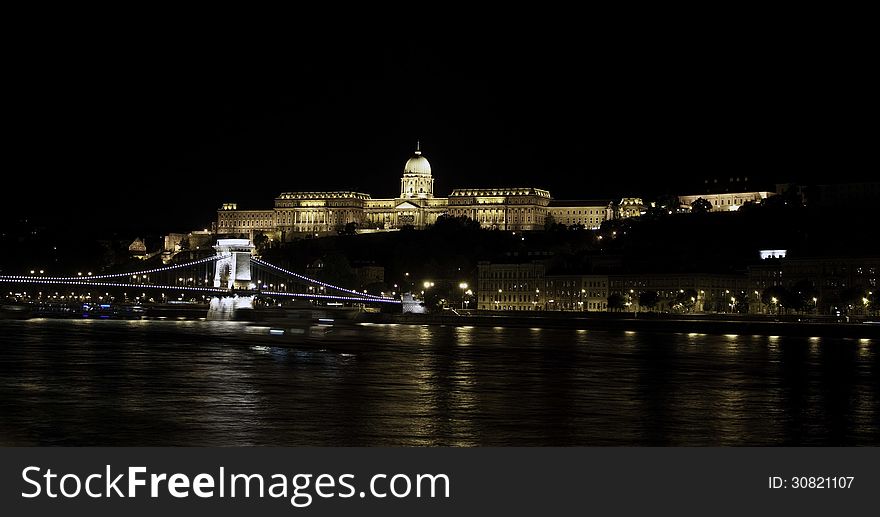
<box><xmin>213</xmin><ymin>239</ymin><xmax>255</xmax><ymax>290</ymax></box>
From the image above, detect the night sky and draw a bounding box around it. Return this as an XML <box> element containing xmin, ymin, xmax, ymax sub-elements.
<box><xmin>7</xmin><ymin>34</ymin><xmax>873</xmax><ymax>234</ymax></box>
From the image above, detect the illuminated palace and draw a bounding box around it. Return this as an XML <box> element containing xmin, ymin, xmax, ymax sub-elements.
<box><xmin>217</xmin><ymin>144</ymin><xmax>615</xmax><ymax>240</ymax></box>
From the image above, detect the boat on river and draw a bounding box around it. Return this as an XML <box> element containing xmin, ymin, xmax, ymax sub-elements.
<box><xmin>246</xmin><ymin>305</ymin><xmax>374</xmax><ymax>348</ymax></box>
<box><xmin>0</xmin><ymin>303</ymin><xmax>32</xmax><ymax>319</ymax></box>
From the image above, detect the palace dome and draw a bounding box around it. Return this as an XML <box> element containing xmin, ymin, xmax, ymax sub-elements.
<box><xmin>403</xmin><ymin>145</ymin><xmax>432</xmax><ymax>176</ymax></box>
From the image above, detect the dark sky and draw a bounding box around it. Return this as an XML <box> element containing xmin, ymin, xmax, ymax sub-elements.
<box><xmin>6</xmin><ymin>32</ymin><xmax>873</xmax><ymax>234</ymax></box>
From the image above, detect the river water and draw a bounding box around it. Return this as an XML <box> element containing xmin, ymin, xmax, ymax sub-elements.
<box><xmin>0</xmin><ymin>319</ymin><xmax>876</xmax><ymax>446</ymax></box>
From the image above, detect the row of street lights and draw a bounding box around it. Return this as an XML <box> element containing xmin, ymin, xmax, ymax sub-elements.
<box><xmin>412</xmin><ymin>278</ymin><xmax>475</xmax><ymax>309</ymax></box>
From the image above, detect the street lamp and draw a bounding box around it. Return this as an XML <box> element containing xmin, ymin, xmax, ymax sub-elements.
<box><xmin>459</xmin><ymin>282</ymin><xmax>469</xmax><ymax>310</ymax></box>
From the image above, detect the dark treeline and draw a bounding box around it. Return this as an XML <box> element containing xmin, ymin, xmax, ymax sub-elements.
<box><xmin>3</xmin><ymin>198</ymin><xmax>876</xmax><ymax>289</ymax></box>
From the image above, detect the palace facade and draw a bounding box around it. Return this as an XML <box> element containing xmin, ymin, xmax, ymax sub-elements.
<box><xmin>678</xmin><ymin>191</ymin><xmax>774</xmax><ymax>212</ymax></box>
<box><xmin>217</xmin><ymin>144</ymin><xmax>614</xmax><ymax>240</ymax></box>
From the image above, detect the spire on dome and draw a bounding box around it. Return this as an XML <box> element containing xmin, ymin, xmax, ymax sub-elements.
<box><xmin>403</xmin><ymin>143</ymin><xmax>431</xmax><ymax>176</ymax></box>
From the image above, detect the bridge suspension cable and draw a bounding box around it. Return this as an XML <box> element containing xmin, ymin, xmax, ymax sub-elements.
<box><xmin>2</xmin><ymin>255</ymin><xmax>396</xmax><ymax>304</ymax></box>
<box><xmin>251</xmin><ymin>258</ymin><xmax>392</xmax><ymax>300</ymax></box>
<box><xmin>260</xmin><ymin>291</ymin><xmax>401</xmax><ymax>304</ymax></box>
<box><xmin>0</xmin><ymin>256</ymin><xmax>220</xmax><ymax>282</ymax></box>
<box><xmin>0</xmin><ymin>278</ymin><xmax>228</xmax><ymax>293</ymax></box>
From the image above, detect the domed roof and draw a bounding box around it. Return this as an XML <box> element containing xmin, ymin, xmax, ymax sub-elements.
<box><xmin>403</xmin><ymin>143</ymin><xmax>431</xmax><ymax>176</ymax></box>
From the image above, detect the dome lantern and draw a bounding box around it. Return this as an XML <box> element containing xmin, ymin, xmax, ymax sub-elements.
<box><xmin>403</xmin><ymin>142</ymin><xmax>432</xmax><ymax>176</ymax></box>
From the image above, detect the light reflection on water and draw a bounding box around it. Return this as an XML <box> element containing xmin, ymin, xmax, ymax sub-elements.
<box><xmin>0</xmin><ymin>319</ymin><xmax>877</xmax><ymax>446</ymax></box>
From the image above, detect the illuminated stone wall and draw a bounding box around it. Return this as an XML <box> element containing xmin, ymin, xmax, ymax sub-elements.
<box><xmin>448</xmin><ymin>188</ymin><xmax>551</xmax><ymax>231</ymax></box>
<box><xmin>548</xmin><ymin>201</ymin><xmax>614</xmax><ymax>229</ymax></box>
<box><xmin>678</xmin><ymin>191</ymin><xmax>774</xmax><ymax>212</ymax></box>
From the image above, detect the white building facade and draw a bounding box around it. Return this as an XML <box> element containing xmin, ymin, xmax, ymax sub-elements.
<box><xmin>678</xmin><ymin>191</ymin><xmax>774</xmax><ymax>212</ymax></box>
<box><xmin>217</xmin><ymin>145</ymin><xmax>614</xmax><ymax>240</ymax></box>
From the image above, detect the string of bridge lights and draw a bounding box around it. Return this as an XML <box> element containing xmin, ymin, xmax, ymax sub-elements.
<box><xmin>0</xmin><ymin>278</ymin><xmax>228</xmax><ymax>293</ymax></box>
<box><xmin>260</xmin><ymin>291</ymin><xmax>401</xmax><ymax>304</ymax></box>
<box><xmin>3</xmin><ymin>256</ymin><xmax>392</xmax><ymax>301</ymax></box>
<box><xmin>1</xmin><ymin>278</ymin><xmax>397</xmax><ymax>303</ymax></box>
<box><xmin>2</xmin><ymin>279</ymin><xmax>399</xmax><ymax>304</ymax></box>
<box><xmin>0</xmin><ymin>256</ymin><xmax>220</xmax><ymax>282</ymax></box>
<box><xmin>251</xmin><ymin>258</ymin><xmax>392</xmax><ymax>300</ymax></box>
